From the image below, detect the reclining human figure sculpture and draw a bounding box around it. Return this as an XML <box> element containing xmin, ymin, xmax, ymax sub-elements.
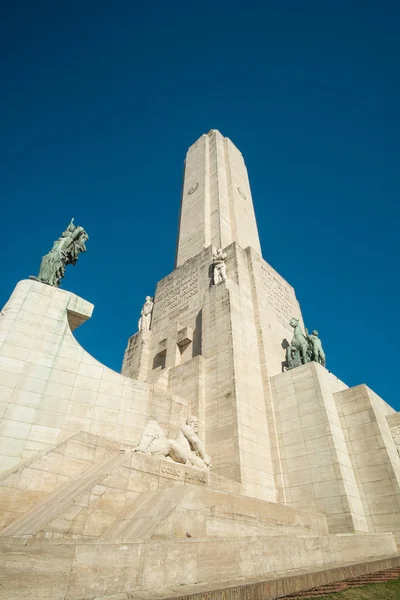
<box><xmin>134</xmin><ymin>416</ymin><xmax>211</xmax><ymax>470</ymax></box>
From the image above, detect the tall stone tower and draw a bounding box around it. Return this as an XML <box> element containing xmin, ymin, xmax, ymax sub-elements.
<box><xmin>2</xmin><ymin>130</ymin><xmax>400</xmax><ymax>598</ymax></box>
<box><xmin>123</xmin><ymin>130</ymin><xmax>304</xmax><ymax>502</ymax></box>
<box><xmin>175</xmin><ymin>129</ymin><xmax>261</xmax><ymax>266</ymax></box>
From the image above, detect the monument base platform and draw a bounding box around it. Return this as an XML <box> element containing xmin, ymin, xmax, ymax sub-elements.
<box><xmin>0</xmin><ymin>430</ymin><xmax>398</xmax><ymax>599</ymax></box>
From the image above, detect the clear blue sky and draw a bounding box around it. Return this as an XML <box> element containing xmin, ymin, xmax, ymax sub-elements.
<box><xmin>1</xmin><ymin>2</ymin><xmax>399</xmax><ymax>407</ymax></box>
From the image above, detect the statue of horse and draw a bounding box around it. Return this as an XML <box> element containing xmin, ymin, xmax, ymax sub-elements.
<box><xmin>289</xmin><ymin>317</ymin><xmax>310</xmax><ymax>365</ymax></box>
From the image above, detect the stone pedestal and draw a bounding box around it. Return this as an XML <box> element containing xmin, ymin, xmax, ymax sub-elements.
<box><xmin>336</xmin><ymin>385</ymin><xmax>400</xmax><ymax>533</ymax></box>
<box><xmin>272</xmin><ymin>362</ymin><xmax>400</xmax><ymax>536</ymax></box>
<box><xmin>121</xmin><ymin>329</ymin><xmax>152</xmax><ymax>381</ymax></box>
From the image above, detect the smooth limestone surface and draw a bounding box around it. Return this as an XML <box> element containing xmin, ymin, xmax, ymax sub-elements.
<box><xmin>2</xmin><ymin>131</ymin><xmax>400</xmax><ymax>598</ymax></box>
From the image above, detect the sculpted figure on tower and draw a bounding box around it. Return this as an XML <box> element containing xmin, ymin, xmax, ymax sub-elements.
<box><xmin>212</xmin><ymin>247</ymin><xmax>227</xmax><ymax>285</ymax></box>
<box><xmin>138</xmin><ymin>296</ymin><xmax>154</xmax><ymax>331</ymax></box>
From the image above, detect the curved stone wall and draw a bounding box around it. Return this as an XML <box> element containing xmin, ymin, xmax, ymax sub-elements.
<box><xmin>0</xmin><ymin>280</ymin><xmax>187</xmax><ymax>473</ymax></box>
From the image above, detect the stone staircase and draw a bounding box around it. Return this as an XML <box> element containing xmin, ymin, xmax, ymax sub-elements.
<box><xmin>157</xmin><ymin>556</ymin><xmax>400</xmax><ymax>600</ymax></box>
<box><xmin>281</xmin><ymin>564</ymin><xmax>400</xmax><ymax>598</ymax></box>
<box><xmin>0</xmin><ymin>430</ymin><xmax>331</xmax><ymax>542</ymax></box>
<box><xmin>0</xmin><ymin>453</ymin><xmax>129</xmax><ymax>537</ymax></box>
<box><xmin>50</xmin><ymin>555</ymin><xmax>400</xmax><ymax>599</ymax></box>
<box><xmin>1</xmin><ymin>431</ymin><xmax>400</xmax><ymax>599</ymax></box>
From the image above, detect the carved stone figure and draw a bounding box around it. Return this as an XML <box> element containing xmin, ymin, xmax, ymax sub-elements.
<box><xmin>212</xmin><ymin>248</ymin><xmax>227</xmax><ymax>285</ymax></box>
<box><xmin>33</xmin><ymin>218</ymin><xmax>88</xmax><ymax>287</ymax></box>
<box><xmin>305</xmin><ymin>328</ymin><xmax>326</xmax><ymax>367</ymax></box>
<box><xmin>134</xmin><ymin>416</ymin><xmax>211</xmax><ymax>470</ymax></box>
<box><xmin>289</xmin><ymin>317</ymin><xmax>310</xmax><ymax>366</ymax></box>
<box><xmin>138</xmin><ymin>296</ymin><xmax>154</xmax><ymax>331</ymax></box>
<box><xmin>286</xmin><ymin>343</ymin><xmax>302</xmax><ymax>370</ymax></box>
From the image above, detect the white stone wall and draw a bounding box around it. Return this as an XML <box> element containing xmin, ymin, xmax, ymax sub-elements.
<box><xmin>272</xmin><ymin>362</ymin><xmax>369</xmax><ymax>533</ymax></box>
<box><xmin>246</xmin><ymin>247</ymin><xmax>304</xmax><ymax>377</ymax></box>
<box><xmin>123</xmin><ymin>241</ymin><xmax>307</xmax><ymax>502</ymax></box>
<box><xmin>233</xmin><ymin>247</ymin><xmax>304</xmax><ymax>503</ymax></box>
<box><xmin>0</xmin><ymin>280</ymin><xmax>188</xmax><ymax>474</ymax></box>
<box><xmin>150</xmin><ymin>246</ymin><xmax>212</xmax><ymax>371</ymax></box>
<box><xmin>201</xmin><ymin>245</ymin><xmax>276</xmax><ymax>501</ymax></box>
<box><xmin>336</xmin><ymin>385</ymin><xmax>400</xmax><ymax>532</ymax></box>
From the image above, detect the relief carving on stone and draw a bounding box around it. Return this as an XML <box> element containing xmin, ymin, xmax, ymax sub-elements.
<box><xmin>138</xmin><ymin>296</ymin><xmax>154</xmax><ymax>331</ymax></box>
<box><xmin>188</xmin><ymin>183</ymin><xmax>199</xmax><ymax>195</ymax></box>
<box><xmin>134</xmin><ymin>416</ymin><xmax>211</xmax><ymax>470</ymax></box>
<box><xmin>212</xmin><ymin>248</ymin><xmax>227</xmax><ymax>286</ymax></box>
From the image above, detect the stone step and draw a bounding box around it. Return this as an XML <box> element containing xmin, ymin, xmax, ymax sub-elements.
<box><xmin>0</xmin><ymin>453</ymin><xmax>129</xmax><ymax>537</ymax></box>
<box><xmin>103</xmin><ymin>486</ymin><xmax>188</xmax><ymax>539</ymax></box>
<box><xmin>148</xmin><ymin>554</ymin><xmax>400</xmax><ymax>600</ymax></box>
<box><xmin>45</xmin><ymin>556</ymin><xmax>400</xmax><ymax>599</ymax></box>
<box><xmin>0</xmin><ymin>536</ymin><xmax>398</xmax><ymax>599</ymax></box>
<box><xmin>393</xmin><ymin>531</ymin><xmax>400</xmax><ymax>550</ymax></box>
<box><xmin>281</xmin><ymin>565</ymin><xmax>400</xmax><ymax>598</ymax></box>
<box><xmin>0</xmin><ymin>430</ymin><xmax>79</xmax><ymax>484</ymax></box>
<box><xmin>103</xmin><ymin>484</ymin><xmax>329</xmax><ymax>541</ymax></box>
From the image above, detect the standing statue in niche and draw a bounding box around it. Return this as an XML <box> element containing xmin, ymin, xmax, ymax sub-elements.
<box><xmin>138</xmin><ymin>296</ymin><xmax>154</xmax><ymax>331</ymax></box>
<box><xmin>134</xmin><ymin>416</ymin><xmax>211</xmax><ymax>470</ymax></box>
<box><xmin>305</xmin><ymin>328</ymin><xmax>326</xmax><ymax>367</ymax></box>
<box><xmin>286</xmin><ymin>343</ymin><xmax>302</xmax><ymax>370</ymax></box>
<box><xmin>32</xmin><ymin>218</ymin><xmax>88</xmax><ymax>287</ymax></box>
<box><xmin>289</xmin><ymin>317</ymin><xmax>310</xmax><ymax>366</ymax></box>
<box><xmin>212</xmin><ymin>247</ymin><xmax>227</xmax><ymax>285</ymax></box>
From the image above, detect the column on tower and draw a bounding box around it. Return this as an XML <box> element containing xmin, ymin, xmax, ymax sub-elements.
<box><xmin>123</xmin><ymin>130</ymin><xmax>304</xmax><ymax>502</ymax></box>
<box><xmin>175</xmin><ymin>130</ymin><xmax>261</xmax><ymax>266</ymax></box>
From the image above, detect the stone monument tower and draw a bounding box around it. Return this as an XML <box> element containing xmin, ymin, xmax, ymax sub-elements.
<box><xmin>1</xmin><ymin>130</ymin><xmax>400</xmax><ymax>599</ymax></box>
<box><xmin>122</xmin><ymin>130</ymin><xmax>303</xmax><ymax>502</ymax></box>
<box><xmin>122</xmin><ymin>131</ymin><xmax>400</xmax><ymax>537</ymax></box>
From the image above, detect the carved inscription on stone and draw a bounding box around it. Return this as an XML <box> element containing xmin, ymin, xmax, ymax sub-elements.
<box><xmin>261</xmin><ymin>265</ymin><xmax>296</xmax><ymax>329</ymax></box>
<box><xmin>160</xmin><ymin>270</ymin><xmax>199</xmax><ymax>316</ymax></box>
<box><xmin>185</xmin><ymin>470</ymin><xmax>207</xmax><ymax>485</ymax></box>
<box><xmin>160</xmin><ymin>463</ymin><xmax>185</xmax><ymax>479</ymax></box>
<box><xmin>169</xmin><ymin>304</ymin><xmax>189</xmax><ymax>321</ymax></box>
<box><xmin>159</xmin><ymin>461</ymin><xmax>207</xmax><ymax>485</ymax></box>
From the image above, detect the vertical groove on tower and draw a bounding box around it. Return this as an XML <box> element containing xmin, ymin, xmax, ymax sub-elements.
<box><xmin>204</xmin><ymin>134</ymin><xmax>211</xmax><ymax>250</ymax></box>
<box><xmin>217</xmin><ymin>132</ymin><xmax>232</xmax><ymax>250</ymax></box>
<box><xmin>224</xmin><ymin>137</ymin><xmax>238</xmax><ymax>248</ymax></box>
<box><xmin>208</xmin><ymin>132</ymin><xmax>221</xmax><ymax>249</ymax></box>
<box><xmin>174</xmin><ymin>159</ymin><xmax>187</xmax><ymax>268</ymax></box>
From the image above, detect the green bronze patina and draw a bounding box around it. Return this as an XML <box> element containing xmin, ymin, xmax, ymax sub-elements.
<box><xmin>287</xmin><ymin>318</ymin><xmax>326</xmax><ymax>369</ymax></box>
<box><xmin>286</xmin><ymin>343</ymin><xmax>302</xmax><ymax>370</ymax></box>
<box><xmin>305</xmin><ymin>328</ymin><xmax>326</xmax><ymax>367</ymax></box>
<box><xmin>32</xmin><ymin>218</ymin><xmax>88</xmax><ymax>287</ymax></box>
<box><xmin>289</xmin><ymin>317</ymin><xmax>310</xmax><ymax>366</ymax></box>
